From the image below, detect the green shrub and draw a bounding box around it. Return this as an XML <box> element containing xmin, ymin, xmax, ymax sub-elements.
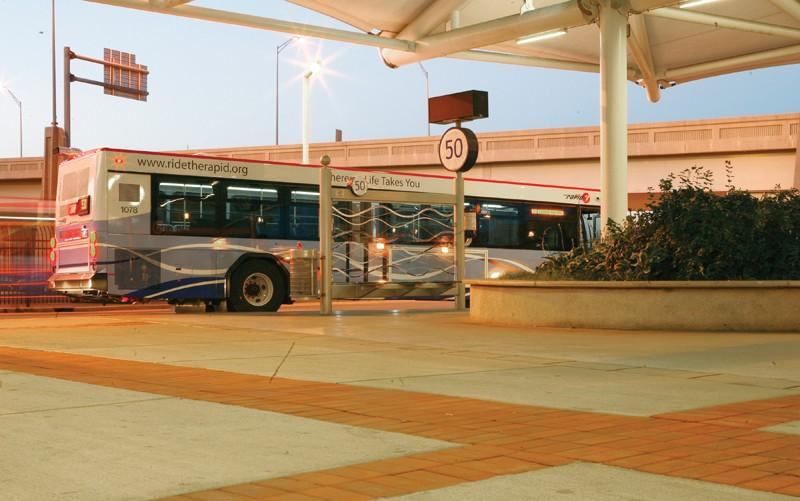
<box><xmin>530</xmin><ymin>166</ymin><xmax>800</xmax><ymax>281</ymax></box>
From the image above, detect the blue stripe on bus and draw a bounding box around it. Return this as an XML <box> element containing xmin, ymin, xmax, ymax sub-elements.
<box><xmin>128</xmin><ymin>277</ymin><xmax>224</xmax><ymax>300</ymax></box>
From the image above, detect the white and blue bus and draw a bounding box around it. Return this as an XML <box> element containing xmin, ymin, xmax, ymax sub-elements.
<box><xmin>49</xmin><ymin>148</ymin><xmax>600</xmax><ymax>311</ymax></box>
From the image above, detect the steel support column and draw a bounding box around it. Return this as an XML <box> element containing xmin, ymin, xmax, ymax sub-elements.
<box><xmin>599</xmin><ymin>1</ymin><xmax>629</xmax><ymax>233</ymax></box>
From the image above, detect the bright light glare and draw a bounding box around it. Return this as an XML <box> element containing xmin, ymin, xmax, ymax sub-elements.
<box><xmin>309</xmin><ymin>60</ymin><xmax>322</xmax><ymax>74</ymax></box>
<box><xmin>517</xmin><ymin>29</ymin><xmax>567</xmax><ymax>45</ymax></box>
<box><xmin>679</xmin><ymin>0</ymin><xmax>718</xmax><ymax>8</ymax></box>
<box><xmin>489</xmin><ymin>271</ymin><xmax>502</xmax><ymax>279</ymax></box>
<box><xmin>0</xmin><ymin>215</ymin><xmax>56</xmax><ymax>221</ymax></box>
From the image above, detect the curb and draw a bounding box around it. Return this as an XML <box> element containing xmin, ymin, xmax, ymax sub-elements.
<box><xmin>0</xmin><ymin>303</ymin><xmax>171</xmax><ymax>314</ymax></box>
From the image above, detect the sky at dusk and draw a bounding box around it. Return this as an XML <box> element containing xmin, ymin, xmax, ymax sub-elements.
<box><xmin>1</xmin><ymin>0</ymin><xmax>799</xmax><ymax>159</ymax></box>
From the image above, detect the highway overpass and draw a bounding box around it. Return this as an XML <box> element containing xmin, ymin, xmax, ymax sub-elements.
<box><xmin>2</xmin><ymin>112</ymin><xmax>798</xmax><ymax>210</ymax></box>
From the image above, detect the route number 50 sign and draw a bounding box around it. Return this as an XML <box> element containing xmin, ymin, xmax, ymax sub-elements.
<box><xmin>438</xmin><ymin>127</ymin><xmax>479</xmax><ymax>173</ymax></box>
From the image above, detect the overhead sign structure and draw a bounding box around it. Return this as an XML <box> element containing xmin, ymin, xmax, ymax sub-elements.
<box><xmin>428</xmin><ymin>90</ymin><xmax>488</xmax><ymax>125</ymax></box>
<box><xmin>103</xmin><ymin>49</ymin><xmax>149</xmax><ymax>101</ymax></box>
<box><xmin>64</xmin><ymin>46</ymin><xmax>150</xmax><ymax>146</ymax></box>
<box><xmin>430</xmin><ymin>90</ymin><xmax>486</xmax><ymax>174</ymax></box>
<box><xmin>438</xmin><ymin>127</ymin><xmax>479</xmax><ymax>173</ymax></box>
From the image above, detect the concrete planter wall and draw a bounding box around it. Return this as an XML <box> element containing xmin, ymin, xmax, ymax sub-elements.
<box><xmin>467</xmin><ymin>280</ymin><xmax>800</xmax><ymax>332</ymax></box>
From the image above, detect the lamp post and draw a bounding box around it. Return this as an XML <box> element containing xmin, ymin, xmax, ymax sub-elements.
<box><xmin>302</xmin><ymin>60</ymin><xmax>321</xmax><ymax>164</ymax></box>
<box><xmin>417</xmin><ymin>62</ymin><xmax>430</xmax><ymax>136</ymax></box>
<box><xmin>275</xmin><ymin>37</ymin><xmax>298</xmax><ymax>145</ymax></box>
<box><xmin>2</xmin><ymin>86</ymin><xmax>22</xmax><ymax>157</ymax></box>
<box><xmin>51</xmin><ymin>0</ymin><xmax>57</xmax><ymax>127</ymax></box>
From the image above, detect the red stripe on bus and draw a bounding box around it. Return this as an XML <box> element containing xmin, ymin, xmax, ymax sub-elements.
<box><xmin>464</xmin><ymin>177</ymin><xmax>601</xmax><ymax>192</ymax></box>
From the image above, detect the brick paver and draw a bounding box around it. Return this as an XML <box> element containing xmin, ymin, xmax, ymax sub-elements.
<box><xmin>1</xmin><ymin>346</ymin><xmax>798</xmax><ymax>500</ymax></box>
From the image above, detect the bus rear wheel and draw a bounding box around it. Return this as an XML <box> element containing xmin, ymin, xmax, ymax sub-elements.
<box><xmin>229</xmin><ymin>260</ymin><xmax>285</xmax><ymax>312</ymax></box>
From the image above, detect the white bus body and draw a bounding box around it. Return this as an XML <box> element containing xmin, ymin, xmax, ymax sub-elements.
<box><xmin>49</xmin><ymin>148</ymin><xmax>600</xmax><ymax>310</ymax></box>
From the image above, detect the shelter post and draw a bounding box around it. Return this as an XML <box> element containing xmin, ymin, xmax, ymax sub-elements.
<box><xmin>319</xmin><ymin>156</ymin><xmax>333</xmax><ymax>315</ymax></box>
<box><xmin>599</xmin><ymin>1</ymin><xmax>629</xmax><ymax>234</ymax></box>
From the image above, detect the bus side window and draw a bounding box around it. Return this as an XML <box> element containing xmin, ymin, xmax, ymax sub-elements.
<box><xmin>581</xmin><ymin>209</ymin><xmax>601</xmax><ymax>247</ymax></box>
<box><xmin>474</xmin><ymin>201</ymin><xmax>521</xmax><ymax>248</ymax></box>
<box><xmin>153</xmin><ymin>176</ymin><xmax>218</xmax><ymax>236</ymax></box>
<box><xmin>524</xmin><ymin>205</ymin><xmax>579</xmax><ymax>252</ymax></box>
<box><xmin>224</xmin><ymin>182</ymin><xmax>281</xmax><ymax>238</ymax></box>
<box><xmin>289</xmin><ymin>188</ymin><xmax>319</xmax><ymax>240</ymax></box>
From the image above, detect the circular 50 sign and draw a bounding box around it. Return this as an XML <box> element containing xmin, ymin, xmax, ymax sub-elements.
<box><xmin>438</xmin><ymin>127</ymin><xmax>479</xmax><ymax>173</ymax></box>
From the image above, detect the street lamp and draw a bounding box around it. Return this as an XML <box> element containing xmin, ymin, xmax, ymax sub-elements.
<box><xmin>1</xmin><ymin>86</ymin><xmax>23</xmax><ymax>157</ymax></box>
<box><xmin>302</xmin><ymin>60</ymin><xmax>321</xmax><ymax>164</ymax></box>
<box><xmin>275</xmin><ymin>37</ymin><xmax>300</xmax><ymax>145</ymax></box>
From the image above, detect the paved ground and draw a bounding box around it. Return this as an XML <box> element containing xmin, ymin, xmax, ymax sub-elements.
<box><xmin>0</xmin><ymin>300</ymin><xmax>799</xmax><ymax>500</ymax></box>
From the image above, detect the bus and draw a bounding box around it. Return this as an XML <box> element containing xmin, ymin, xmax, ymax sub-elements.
<box><xmin>49</xmin><ymin>148</ymin><xmax>600</xmax><ymax>311</ymax></box>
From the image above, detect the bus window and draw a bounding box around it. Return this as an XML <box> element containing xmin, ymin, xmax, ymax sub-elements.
<box><xmin>153</xmin><ymin>176</ymin><xmax>218</xmax><ymax>235</ymax></box>
<box><xmin>581</xmin><ymin>208</ymin><xmax>601</xmax><ymax>247</ymax></box>
<box><xmin>473</xmin><ymin>202</ymin><xmax>521</xmax><ymax>248</ymax></box>
<box><xmin>58</xmin><ymin>166</ymin><xmax>91</xmax><ymax>218</ymax></box>
<box><xmin>523</xmin><ymin>205</ymin><xmax>578</xmax><ymax>252</ymax></box>
<box><xmin>289</xmin><ymin>188</ymin><xmax>319</xmax><ymax>240</ymax></box>
<box><xmin>224</xmin><ymin>182</ymin><xmax>280</xmax><ymax>238</ymax></box>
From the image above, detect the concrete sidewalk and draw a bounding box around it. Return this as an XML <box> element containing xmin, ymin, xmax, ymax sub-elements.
<box><xmin>0</xmin><ymin>305</ymin><xmax>798</xmax><ymax>500</ymax></box>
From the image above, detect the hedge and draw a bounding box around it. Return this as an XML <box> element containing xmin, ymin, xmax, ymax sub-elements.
<box><xmin>530</xmin><ymin>166</ymin><xmax>800</xmax><ymax>281</ymax></box>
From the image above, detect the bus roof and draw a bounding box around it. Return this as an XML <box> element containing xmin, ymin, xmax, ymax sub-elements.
<box><xmin>77</xmin><ymin>147</ymin><xmax>600</xmax><ymax>194</ymax></box>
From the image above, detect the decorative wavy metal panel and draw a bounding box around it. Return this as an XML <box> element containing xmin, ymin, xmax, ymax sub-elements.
<box><xmin>331</xmin><ymin>202</ymin><xmax>454</xmax><ymax>283</ymax></box>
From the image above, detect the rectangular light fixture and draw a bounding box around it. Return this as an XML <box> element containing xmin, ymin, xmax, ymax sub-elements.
<box><xmin>679</xmin><ymin>0</ymin><xmax>718</xmax><ymax>8</ymax></box>
<box><xmin>517</xmin><ymin>29</ymin><xmax>567</xmax><ymax>45</ymax></box>
<box><xmin>228</xmin><ymin>186</ymin><xmax>278</xmax><ymax>193</ymax></box>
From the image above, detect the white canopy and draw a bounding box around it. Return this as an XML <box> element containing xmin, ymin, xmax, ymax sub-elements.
<box><xmin>86</xmin><ymin>0</ymin><xmax>800</xmax><ymax>229</ymax></box>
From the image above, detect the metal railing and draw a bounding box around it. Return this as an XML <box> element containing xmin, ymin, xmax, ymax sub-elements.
<box><xmin>0</xmin><ymin>222</ymin><xmax>68</xmax><ymax>306</ymax></box>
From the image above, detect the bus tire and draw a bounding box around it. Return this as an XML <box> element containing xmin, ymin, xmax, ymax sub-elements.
<box><xmin>228</xmin><ymin>260</ymin><xmax>285</xmax><ymax>312</ymax></box>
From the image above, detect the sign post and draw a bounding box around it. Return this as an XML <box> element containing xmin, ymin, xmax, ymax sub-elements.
<box><xmin>431</xmin><ymin>90</ymin><xmax>487</xmax><ymax>311</ymax></box>
<box><xmin>437</xmin><ymin>124</ymin><xmax>478</xmax><ymax>311</ymax></box>
<box><xmin>454</xmin><ymin>170</ymin><xmax>466</xmax><ymax>310</ymax></box>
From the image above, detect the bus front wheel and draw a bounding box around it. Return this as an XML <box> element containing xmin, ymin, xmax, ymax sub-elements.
<box><xmin>229</xmin><ymin>260</ymin><xmax>285</xmax><ymax>312</ymax></box>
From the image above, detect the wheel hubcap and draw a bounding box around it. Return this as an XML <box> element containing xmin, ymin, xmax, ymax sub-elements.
<box><xmin>242</xmin><ymin>272</ymin><xmax>274</xmax><ymax>307</ymax></box>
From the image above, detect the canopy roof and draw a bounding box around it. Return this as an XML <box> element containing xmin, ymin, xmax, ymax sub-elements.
<box><xmin>89</xmin><ymin>0</ymin><xmax>800</xmax><ymax>102</ymax></box>
<box><xmin>85</xmin><ymin>0</ymin><xmax>800</xmax><ymax>230</ymax></box>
